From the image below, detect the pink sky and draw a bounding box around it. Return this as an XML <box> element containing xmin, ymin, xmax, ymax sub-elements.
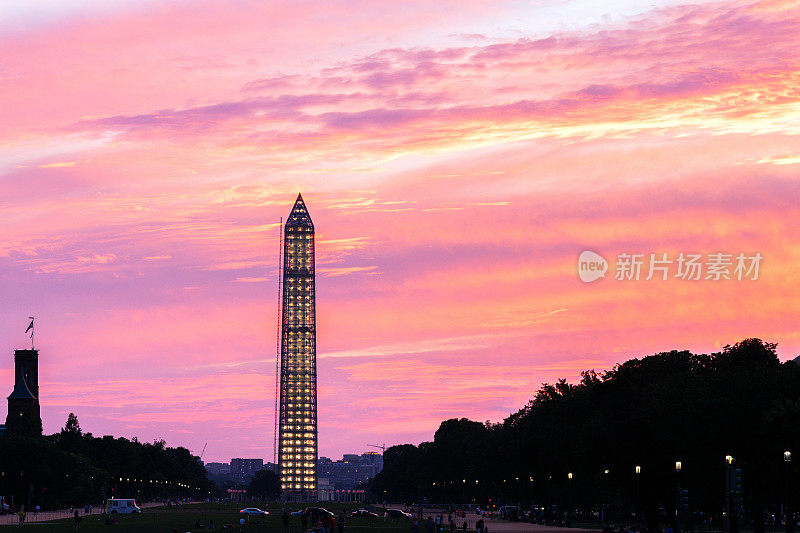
<box><xmin>1</xmin><ymin>0</ymin><xmax>799</xmax><ymax>463</ymax></box>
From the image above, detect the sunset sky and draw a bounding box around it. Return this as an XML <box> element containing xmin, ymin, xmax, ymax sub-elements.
<box><xmin>1</xmin><ymin>0</ymin><xmax>799</xmax><ymax>463</ymax></box>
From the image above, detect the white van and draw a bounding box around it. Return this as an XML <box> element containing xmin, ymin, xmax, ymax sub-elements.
<box><xmin>106</xmin><ymin>498</ymin><xmax>141</xmax><ymax>514</ymax></box>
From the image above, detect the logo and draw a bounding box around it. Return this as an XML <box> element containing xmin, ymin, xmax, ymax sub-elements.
<box><xmin>576</xmin><ymin>250</ymin><xmax>761</xmax><ymax>282</ymax></box>
<box><xmin>578</xmin><ymin>250</ymin><xmax>608</xmax><ymax>283</ymax></box>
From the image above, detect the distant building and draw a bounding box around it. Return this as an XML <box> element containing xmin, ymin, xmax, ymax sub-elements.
<box><xmin>317</xmin><ymin>452</ymin><xmax>383</xmax><ymax>494</ymax></box>
<box><xmin>318</xmin><ymin>477</ymin><xmax>333</xmax><ymax>501</ymax></box>
<box><xmin>231</xmin><ymin>458</ymin><xmax>264</xmax><ymax>477</ymax></box>
<box><xmin>362</xmin><ymin>451</ymin><xmax>384</xmax><ymax>471</ymax></box>
<box><xmin>5</xmin><ymin>349</ymin><xmax>42</xmax><ymax>436</ymax></box>
<box><xmin>205</xmin><ymin>462</ymin><xmax>230</xmax><ymax>476</ymax></box>
<box><xmin>206</xmin><ymin>459</ymin><xmax>275</xmax><ymax>485</ymax></box>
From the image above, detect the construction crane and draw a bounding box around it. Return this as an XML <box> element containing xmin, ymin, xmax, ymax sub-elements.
<box><xmin>368</xmin><ymin>443</ymin><xmax>387</xmax><ymax>454</ymax></box>
<box><xmin>192</xmin><ymin>443</ymin><xmax>208</xmax><ymax>461</ymax></box>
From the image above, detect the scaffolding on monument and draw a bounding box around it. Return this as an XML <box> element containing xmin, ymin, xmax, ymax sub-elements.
<box><xmin>277</xmin><ymin>194</ymin><xmax>318</xmax><ymax>500</ymax></box>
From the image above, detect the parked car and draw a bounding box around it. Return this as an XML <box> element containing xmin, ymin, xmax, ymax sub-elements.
<box><xmin>240</xmin><ymin>508</ymin><xmax>269</xmax><ymax>515</ymax></box>
<box><xmin>351</xmin><ymin>509</ymin><xmax>379</xmax><ymax>518</ymax></box>
<box><xmin>293</xmin><ymin>507</ymin><xmax>335</xmax><ymax>520</ymax></box>
<box><xmin>384</xmin><ymin>509</ymin><xmax>412</xmax><ymax>519</ymax></box>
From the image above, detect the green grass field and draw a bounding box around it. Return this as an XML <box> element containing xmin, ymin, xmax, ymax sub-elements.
<box><xmin>9</xmin><ymin>502</ymin><xmax>412</xmax><ymax>532</ymax></box>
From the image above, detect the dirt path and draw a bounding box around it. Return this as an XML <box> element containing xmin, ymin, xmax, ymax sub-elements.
<box><xmin>0</xmin><ymin>501</ymin><xmax>185</xmax><ymax>526</ymax></box>
<box><xmin>421</xmin><ymin>511</ymin><xmax>598</xmax><ymax>533</ymax></box>
<box><xmin>479</xmin><ymin>520</ymin><xmax>598</xmax><ymax>533</ymax></box>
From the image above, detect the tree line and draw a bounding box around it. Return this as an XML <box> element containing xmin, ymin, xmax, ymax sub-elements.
<box><xmin>369</xmin><ymin>339</ymin><xmax>800</xmax><ymax>533</ymax></box>
<box><xmin>0</xmin><ymin>413</ymin><xmax>212</xmax><ymax>510</ymax></box>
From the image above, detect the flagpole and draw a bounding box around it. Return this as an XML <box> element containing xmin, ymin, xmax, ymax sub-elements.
<box><xmin>28</xmin><ymin>316</ymin><xmax>35</xmax><ymax>350</ymax></box>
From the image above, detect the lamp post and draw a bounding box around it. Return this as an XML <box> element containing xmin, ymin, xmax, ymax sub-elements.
<box><xmin>526</xmin><ymin>477</ymin><xmax>531</xmax><ymax>511</ymax></box>
<box><xmin>675</xmin><ymin>462</ymin><xmax>682</xmax><ymax>533</ymax></box>
<box><xmin>786</xmin><ymin>451</ymin><xmax>793</xmax><ymax>533</ymax></box>
<box><xmin>635</xmin><ymin>466</ymin><xmax>641</xmax><ymax>531</ymax></box>
<box><xmin>567</xmin><ymin>473</ymin><xmax>573</xmax><ymax>528</ymax></box>
<box><xmin>601</xmin><ymin>469</ymin><xmax>610</xmax><ymax>526</ymax></box>
<box><xmin>724</xmin><ymin>456</ymin><xmax>734</xmax><ymax>533</ymax></box>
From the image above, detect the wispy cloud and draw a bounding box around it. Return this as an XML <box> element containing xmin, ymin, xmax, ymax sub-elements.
<box><xmin>318</xmin><ymin>266</ymin><xmax>379</xmax><ymax>277</ymax></box>
<box><xmin>321</xmin><ymin>334</ymin><xmax>503</xmax><ymax>360</ymax></box>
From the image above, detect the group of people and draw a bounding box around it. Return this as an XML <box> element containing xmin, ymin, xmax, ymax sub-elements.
<box><xmin>17</xmin><ymin>507</ymin><xmax>95</xmax><ymax>529</ymax></box>
<box><xmin>602</xmin><ymin>524</ymin><xmax>641</xmax><ymax>533</ymax></box>
<box><xmin>410</xmin><ymin>513</ymin><xmax>488</xmax><ymax>533</ymax></box>
<box><xmin>280</xmin><ymin>509</ymin><xmax>346</xmax><ymax>533</ymax></box>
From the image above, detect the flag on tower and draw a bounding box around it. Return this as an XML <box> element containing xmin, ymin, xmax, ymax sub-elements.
<box><xmin>25</xmin><ymin>319</ymin><xmax>34</xmax><ymax>334</ymax></box>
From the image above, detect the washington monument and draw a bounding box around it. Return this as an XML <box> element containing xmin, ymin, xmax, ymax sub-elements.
<box><xmin>277</xmin><ymin>194</ymin><xmax>318</xmax><ymax>499</ymax></box>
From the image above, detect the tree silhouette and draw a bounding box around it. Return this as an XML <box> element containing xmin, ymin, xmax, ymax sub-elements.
<box><xmin>62</xmin><ymin>413</ymin><xmax>81</xmax><ymax>435</ymax></box>
<box><xmin>370</xmin><ymin>339</ymin><xmax>800</xmax><ymax>533</ymax></box>
<box><xmin>248</xmin><ymin>469</ymin><xmax>281</xmax><ymax>500</ymax></box>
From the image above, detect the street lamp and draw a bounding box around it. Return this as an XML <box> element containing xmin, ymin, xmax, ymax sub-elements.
<box><xmin>675</xmin><ymin>461</ymin><xmax>683</xmax><ymax>533</ymax></box>
<box><xmin>786</xmin><ymin>450</ymin><xmax>794</xmax><ymax>533</ymax></box>
<box><xmin>724</xmin><ymin>455</ymin><xmax>735</xmax><ymax>533</ymax></box>
<box><xmin>567</xmin><ymin>473</ymin><xmax>573</xmax><ymax>528</ymax></box>
<box><xmin>634</xmin><ymin>466</ymin><xmax>641</xmax><ymax>530</ymax></box>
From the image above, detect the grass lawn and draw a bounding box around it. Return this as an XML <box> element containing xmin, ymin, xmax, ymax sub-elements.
<box><xmin>10</xmin><ymin>502</ymin><xmax>412</xmax><ymax>532</ymax></box>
